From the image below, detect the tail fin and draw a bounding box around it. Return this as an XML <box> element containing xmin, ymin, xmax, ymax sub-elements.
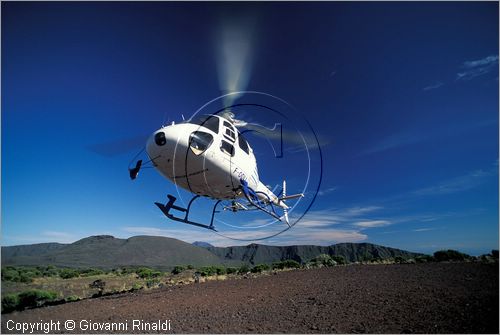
<box><xmin>282</xmin><ymin>180</ymin><xmax>290</xmax><ymax>226</ymax></box>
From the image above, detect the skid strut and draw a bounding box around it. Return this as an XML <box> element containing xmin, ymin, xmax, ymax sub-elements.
<box><xmin>155</xmin><ymin>195</ymin><xmax>221</xmax><ymax>231</ymax></box>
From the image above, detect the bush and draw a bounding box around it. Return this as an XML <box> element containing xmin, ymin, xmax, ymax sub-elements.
<box><xmin>272</xmin><ymin>260</ymin><xmax>301</xmax><ymax>270</ymax></box>
<box><xmin>238</xmin><ymin>264</ymin><xmax>250</xmax><ymax>274</ymax></box>
<box><xmin>415</xmin><ymin>255</ymin><xmax>435</xmax><ymax>263</ymax></box>
<box><xmin>136</xmin><ymin>267</ymin><xmax>162</xmax><ymax>279</ymax></box>
<box><xmin>2</xmin><ymin>268</ymin><xmax>20</xmax><ymax>282</ymax></box>
<box><xmin>198</xmin><ymin>266</ymin><xmax>216</xmax><ymax>277</ymax></box>
<box><xmin>17</xmin><ymin>290</ymin><xmax>58</xmax><ymax>309</ymax></box>
<box><xmin>309</xmin><ymin>254</ymin><xmax>337</xmax><ymax>267</ymax></box>
<box><xmin>59</xmin><ymin>268</ymin><xmax>79</xmax><ymax>279</ymax></box>
<box><xmin>146</xmin><ymin>278</ymin><xmax>161</xmax><ymax>288</ymax></box>
<box><xmin>2</xmin><ymin>293</ymin><xmax>20</xmax><ymax>313</ymax></box>
<box><xmin>215</xmin><ymin>266</ymin><xmax>226</xmax><ymax>275</ymax></box>
<box><xmin>39</xmin><ymin>265</ymin><xmax>59</xmax><ymax>277</ymax></box>
<box><xmin>65</xmin><ymin>295</ymin><xmax>80</xmax><ymax>302</ymax></box>
<box><xmin>171</xmin><ymin>266</ymin><xmax>186</xmax><ymax>275</ymax></box>
<box><xmin>89</xmin><ymin>279</ymin><xmax>106</xmax><ymax>291</ymax></box>
<box><xmin>491</xmin><ymin>250</ymin><xmax>499</xmax><ymax>259</ymax></box>
<box><xmin>251</xmin><ymin>264</ymin><xmax>270</xmax><ymax>273</ymax></box>
<box><xmin>394</xmin><ymin>256</ymin><xmax>405</xmax><ymax>264</ymax></box>
<box><xmin>226</xmin><ymin>267</ymin><xmax>238</xmax><ymax>274</ymax></box>
<box><xmin>332</xmin><ymin>256</ymin><xmax>347</xmax><ymax>265</ymax></box>
<box><xmin>434</xmin><ymin>250</ymin><xmax>470</xmax><ymax>262</ymax></box>
<box><xmin>2</xmin><ymin>267</ymin><xmax>44</xmax><ymax>283</ymax></box>
<box><xmin>80</xmin><ymin>268</ymin><xmax>105</xmax><ymax>277</ymax></box>
<box><xmin>131</xmin><ymin>282</ymin><xmax>143</xmax><ymax>291</ymax></box>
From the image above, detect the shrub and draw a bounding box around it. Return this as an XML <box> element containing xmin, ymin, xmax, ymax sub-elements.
<box><xmin>136</xmin><ymin>267</ymin><xmax>162</xmax><ymax>279</ymax></box>
<box><xmin>171</xmin><ymin>266</ymin><xmax>186</xmax><ymax>275</ymax></box>
<box><xmin>80</xmin><ymin>268</ymin><xmax>105</xmax><ymax>277</ymax></box>
<box><xmin>238</xmin><ymin>264</ymin><xmax>250</xmax><ymax>274</ymax></box>
<box><xmin>332</xmin><ymin>256</ymin><xmax>347</xmax><ymax>265</ymax></box>
<box><xmin>187</xmin><ymin>265</ymin><xmax>194</xmax><ymax>270</ymax></box>
<box><xmin>131</xmin><ymin>282</ymin><xmax>143</xmax><ymax>291</ymax></box>
<box><xmin>491</xmin><ymin>250</ymin><xmax>499</xmax><ymax>259</ymax></box>
<box><xmin>2</xmin><ymin>268</ymin><xmax>20</xmax><ymax>282</ymax></box>
<box><xmin>198</xmin><ymin>266</ymin><xmax>217</xmax><ymax>277</ymax></box>
<box><xmin>215</xmin><ymin>266</ymin><xmax>226</xmax><ymax>275</ymax></box>
<box><xmin>433</xmin><ymin>250</ymin><xmax>470</xmax><ymax>262</ymax></box>
<box><xmin>415</xmin><ymin>255</ymin><xmax>435</xmax><ymax>263</ymax></box>
<box><xmin>65</xmin><ymin>295</ymin><xmax>80</xmax><ymax>302</ymax></box>
<box><xmin>272</xmin><ymin>260</ymin><xmax>301</xmax><ymax>270</ymax></box>
<box><xmin>226</xmin><ymin>267</ymin><xmax>238</xmax><ymax>274</ymax></box>
<box><xmin>251</xmin><ymin>264</ymin><xmax>270</xmax><ymax>273</ymax></box>
<box><xmin>17</xmin><ymin>290</ymin><xmax>58</xmax><ymax>309</ymax></box>
<box><xmin>89</xmin><ymin>279</ymin><xmax>106</xmax><ymax>291</ymax></box>
<box><xmin>394</xmin><ymin>256</ymin><xmax>405</xmax><ymax>264</ymax></box>
<box><xmin>309</xmin><ymin>254</ymin><xmax>337</xmax><ymax>267</ymax></box>
<box><xmin>146</xmin><ymin>278</ymin><xmax>161</xmax><ymax>288</ymax></box>
<box><xmin>40</xmin><ymin>265</ymin><xmax>59</xmax><ymax>277</ymax></box>
<box><xmin>2</xmin><ymin>293</ymin><xmax>20</xmax><ymax>313</ymax></box>
<box><xmin>59</xmin><ymin>268</ymin><xmax>79</xmax><ymax>279</ymax></box>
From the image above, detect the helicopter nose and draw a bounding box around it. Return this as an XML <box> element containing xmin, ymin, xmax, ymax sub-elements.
<box><xmin>146</xmin><ymin>129</ymin><xmax>167</xmax><ymax>159</ymax></box>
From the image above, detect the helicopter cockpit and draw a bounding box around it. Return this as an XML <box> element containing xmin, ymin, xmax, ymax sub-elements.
<box><xmin>187</xmin><ymin>114</ymin><xmax>251</xmax><ymax>157</ymax></box>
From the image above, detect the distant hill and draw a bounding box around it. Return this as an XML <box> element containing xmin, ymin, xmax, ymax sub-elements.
<box><xmin>2</xmin><ymin>235</ymin><xmax>422</xmax><ymax>269</ymax></box>
<box><xmin>206</xmin><ymin>242</ymin><xmax>422</xmax><ymax>265</ymax></box>
<box><xmin>1</xmin><ymin>235</ymin><xmax>224</xmax><ymax>270</ymax></box>
<box><xmin>192</xmin><ymin>241</ymin><xmax>214</xmax><ymax>248</ymax></box>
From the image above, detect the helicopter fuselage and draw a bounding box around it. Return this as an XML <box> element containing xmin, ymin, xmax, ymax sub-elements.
<box><xmin>146</xmin><ymin>114</ymin><xmax>280</xmax><ymax>205</ymax></box>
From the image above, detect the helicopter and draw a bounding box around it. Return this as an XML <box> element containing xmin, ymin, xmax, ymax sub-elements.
<box><xmin>129</xmin><ymin>111</ymin><xmax>304</xmax><ymax>231</ymax></box>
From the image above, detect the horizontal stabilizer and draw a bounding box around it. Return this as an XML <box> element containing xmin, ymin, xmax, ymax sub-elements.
<box><xmin>279</xmin><ymin>193</ymin><xmax>304</xmax><ymax>201</ymax></box>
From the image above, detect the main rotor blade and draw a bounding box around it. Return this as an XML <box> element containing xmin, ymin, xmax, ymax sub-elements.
<box><xmin>215</xmin><ymin>15</ymin><xmax>257</xmax><ymax>107</ymax></box>
<box><xmin>239</xmin><ymin>122</ymin><xmax>329</xmax><ymax>151</ymax></box>
<box><xmin>86</xmin><ymin>134</ymin><xmax>149</xmax><ymax>157</ymax></box>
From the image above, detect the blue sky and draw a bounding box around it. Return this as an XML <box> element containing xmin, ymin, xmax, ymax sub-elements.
<box><xmin>2</xmin><ymin>2</ymin><xmax>498</xmax><ymax>255</ymax></box>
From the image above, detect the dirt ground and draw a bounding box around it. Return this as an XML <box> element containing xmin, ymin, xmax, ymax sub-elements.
<box><xmin>2</xmin><ymin>262</ymin><xmax>498</xmax><ymax>334</ymax></box>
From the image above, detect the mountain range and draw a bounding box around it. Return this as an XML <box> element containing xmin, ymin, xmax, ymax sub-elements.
<box><xmin>1</xmin><ymin>235</ymin><xmax>422</xmax><ymax>270</ymax></box>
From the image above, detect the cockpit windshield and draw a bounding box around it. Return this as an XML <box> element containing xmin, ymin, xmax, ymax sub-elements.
<box><xmin>189</xmin><ymin>115</ymin><xmax>219</xmax><ymax>134</ymax></box>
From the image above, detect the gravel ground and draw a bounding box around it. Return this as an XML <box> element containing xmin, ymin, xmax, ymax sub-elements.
<box><xmin>2</xmin><ymin>262</ymin><xmax>498</xmax><ymax>333</ymax></box>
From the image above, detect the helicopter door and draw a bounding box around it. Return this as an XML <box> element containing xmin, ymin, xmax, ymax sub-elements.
<box><xmin>222</xmin><ymin>121</ymin><xmax>236</xmax><ymax>143</ymax></box>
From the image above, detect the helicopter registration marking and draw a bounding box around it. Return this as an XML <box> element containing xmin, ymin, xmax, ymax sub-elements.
<box><xmin>234</xmin><ymin>167</ymin><xmax>247</xmax><ymax>181</ymax></box>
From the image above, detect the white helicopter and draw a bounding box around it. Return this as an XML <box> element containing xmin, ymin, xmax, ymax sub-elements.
<box><xmin>129</xmin><ymin>111</ymin><xmax>303</xmax><ymax>231</ymax></box>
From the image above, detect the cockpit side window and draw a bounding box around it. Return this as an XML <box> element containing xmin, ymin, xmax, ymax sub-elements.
<box><xmin>238</xmin><ymin>133</ymin><xmax>249</xmax><ymax>154</ymax></box>
<box><xmin>220</xmin><ymin>140</ymin><xmax>235</xmax><ymax>157</ymax></box>
<box><xmin>189</xmin><ymin>131</ymin><xmax>213</xmax><ymax>155</ymax></box>
<box><xmin>191</xmin><ymin>115</ymin><xmax>219</xmax><ymax>134</ymax></box>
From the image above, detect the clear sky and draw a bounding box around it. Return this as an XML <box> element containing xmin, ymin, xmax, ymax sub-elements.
<box><xmin>2</xmin><ymin>2</ymin><xmax>498</xmax><ymax>255</ymax></box>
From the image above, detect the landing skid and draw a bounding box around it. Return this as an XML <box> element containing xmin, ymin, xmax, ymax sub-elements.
<box><xmin>155</xmin><ymin>195</ymin><xmax>221</xmax><ymax>231</ymax></box>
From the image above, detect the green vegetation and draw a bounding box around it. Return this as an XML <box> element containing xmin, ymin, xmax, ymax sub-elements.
<box><xmin>59</xmin><ymin>268</ymin><xmax>79</xmax><ymax>279</ymax></box>
<box><xmin>251</xmin><ymin>264</ymin><xmax>270</xmax><ymax>273</ymax></box>
<box><xmin>306</xmin><ymin>254</ymin><xmax>347</xmax><ymax>267</ymax></box>
<box><xmin>171</xmin><ymin>265</ymin><xmax>186</xmax><ymax>275</ymax></box>
<box><xmin>65</xmin><ymin>295</ymin><xmax>80</xmax><ymax>302</ymax></box>
<box><xmin>238</xmin><ymin>264</ymin><xmax>250</xmax><ymax>274</ymax></box>
<box><xmin>415</xmin><ymin>255</ymin><xmax>436</xmax><ymax>263</ymax></box>
<box><xmin>226</xmin><ymin>267</ymin><xmax>238</xmax><ymax>274</ymax></box>
<box><xmin>2</xmin><ymin>289</ymin><xmax>58</xmax><ymax>313</ymax></box>
<box><xmin>131</xmin><ymin>282</ymin><xmax>143</xmax><ymax>291</ymax></box>
<box><xmin>136</xmin><ymin>267</ymin><xmax>162</xmax><ymax>279</ymax></box>
<box><xmin>1</xmin><ymin>266</ymin><xmax>43</xmax><ymax>283</ymax></box>
<box><xmin>433</xmin><ymin>250</ymin><xmax>471</xmax><ymax>262</ymax></box>
<box><xmin>309</xmin><ymin>254</ymin><xmax>337</xmax><ymax>267</ymax></box>
<box><xmin>198</xmin><ymin>265</ymin><xmax>227</xmax><ymax>276</ymax></box>
<box><xmin>272</xmin><ymin>260</ymin><xmax>301</xmax><ymax>270</ymax></box>
<box><xmin>332</xmin><ymin>255</ymin><xmax>347</xmax><ymax>265</ymax></box>
<box><xmin>1</xmin><ymin>293</ymin><xmax>20</xmax><ymax>313</ymax></box>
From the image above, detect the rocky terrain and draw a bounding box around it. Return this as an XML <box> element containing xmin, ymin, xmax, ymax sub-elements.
<box><xmin>2</xmin><ymin>262</ymin><xmax>498</xmax><ymax>334</ymax></box>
